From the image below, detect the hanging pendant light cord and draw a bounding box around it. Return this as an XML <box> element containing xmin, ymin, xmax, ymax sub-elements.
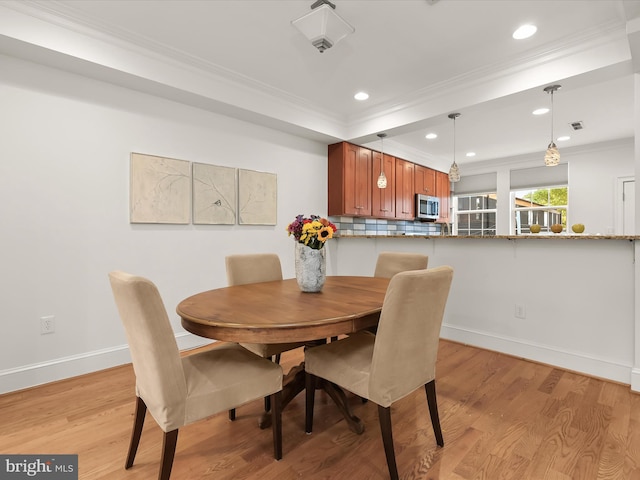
<box><xmin>550</xmin><ymin>89</ymin><xmax>554</xmax><ymax>144</ymax></box>
<box><xmin>453</xmin><ymin>115</ymin><xmax>456</xmax><ymax>163</ymax></box>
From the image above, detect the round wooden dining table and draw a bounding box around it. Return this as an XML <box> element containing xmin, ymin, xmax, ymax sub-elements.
<box><xmin>177</xmin><ymin>276</ymin><xmax>390</xmax><ymax>433</ymax></box>
<box><xmin>177</xmin><ymin>276</ymin><xmax>390</xmax><ymax>344</ymax></box>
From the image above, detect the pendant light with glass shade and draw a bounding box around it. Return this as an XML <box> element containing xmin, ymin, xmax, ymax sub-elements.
<box><xmin>376</xmin><ymin>133</ymin><xmax>388</xmax><ymax>188</ymax></box>
<box><xmin>544</xmin><ymin>84</ymin><xmax>561</xmax><ymax>166</ymax></box>
<box><xmin>448</xmin><ymin>113</ymin><xmax>461</xmax><ymax>183</ymax></box>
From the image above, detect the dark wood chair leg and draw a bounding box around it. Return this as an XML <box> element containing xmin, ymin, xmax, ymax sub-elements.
<box><xmin>305</xmin><ymin>372</ymin><xmax>316</xmax><ymax>434</ymax></box>
<box><xmin>377</xmin><ymin>405</ymin><xmax>399</xmax><ymax>480</ymax></box>
<box><xmin>271</xmin><ymin>391</ymin><xmax>283</xmax><ymax>460</ymax></box>
<box><xmin>158</xmin><ymin>429</ymin><xmax>178</xmax><ymax>480</ymax></box>
<box><xmin>228</xmin><ymin>408</ymin><xmax>236</xmax><ymax>421</ymax></box>
<box><xmin>125</xmin><ymin>396</ymin><xmax>147</xmax><ymax>469</ymax></box>
<box><xmin>425</xmin><ymin>380</ymin><xmax>444</xmax><ymax>447</ymax></box>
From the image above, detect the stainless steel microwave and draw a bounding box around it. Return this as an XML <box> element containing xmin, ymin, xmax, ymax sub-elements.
<box><xmin>416</xmin><ymin>194</ymin><xmax>439</xmax><ymax>221</ymax></box>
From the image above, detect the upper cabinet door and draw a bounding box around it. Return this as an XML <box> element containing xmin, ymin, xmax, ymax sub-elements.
<box><xmin>372</xmin><ymin>152</ymin><xmax>396</xmax><ymax>218</ymax></box>
<box><xmin>435</xmin><ymin>171</ymin><xmax>450</xmax><ymax>221</ymax></box>
<box><xmin>328</xmin><ymin>142</ymin><xmax>372</xmax><ymax>216</ymax></box>
<box><xmin>414</xmin><ymin>165</ymin><xmax>436</xmax><ymax>196</ymax></box>
<box><xmin>395</xmin><ymin>158</ymin><xmax>415</xmax><ymax>220</ymax></box>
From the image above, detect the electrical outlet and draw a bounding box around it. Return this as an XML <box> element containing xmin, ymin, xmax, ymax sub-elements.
<box><xmin>40</xmin><ymin>315</ymin><xmax>55</xmax><ymax>334</ymax></box>
<box><xmin>515</xmin><ymin>304</ymin><xmax>526</xmax><ymax>319</ymax></box>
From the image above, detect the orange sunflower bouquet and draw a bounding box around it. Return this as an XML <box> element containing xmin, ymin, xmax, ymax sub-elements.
<box><xmin>286</xmin><ymin>214</ymin><xmax>337</xmax><ymax>250</ymax></box>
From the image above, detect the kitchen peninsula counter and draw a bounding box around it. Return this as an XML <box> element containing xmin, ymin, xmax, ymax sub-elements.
<box><xmin>335</xmin><ymin>234</ymin><xmax>639</xmax><ymax>240</ymax></box>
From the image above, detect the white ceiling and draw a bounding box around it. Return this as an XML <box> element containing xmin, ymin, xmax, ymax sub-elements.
<box><xmin>1</xmin><ymin>0</ymin><xmax>639</xmax><ymax>169</ymax></box>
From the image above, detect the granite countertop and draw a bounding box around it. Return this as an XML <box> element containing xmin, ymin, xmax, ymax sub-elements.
<box><xmin>336</xmin><ymin>234</ymin><xmax>640</xmax><ymax>240</ymax></box>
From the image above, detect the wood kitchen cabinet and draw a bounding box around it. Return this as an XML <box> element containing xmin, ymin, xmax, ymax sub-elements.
<box><xmin>435</xmin><ymin>170</ymin><xmax>450</xmax><ymax>222</ymax></box>
<box><xmin>328</xmin><ymin>141</ymin><xmax>447</xmax><ymax>221</ymax></box>
<box><xmin>328</xmin><ymin>142</ymin><xmax>372</xmax><ymax>216</ymax></box>
<box><xmin>371</xmin><ymin>151</ymin><xmax>396</xmax><ymax>218</ymax></box>
<box><xmin>395</xmin><ymin>158</ymin><xmax>415</xmax><ymax>220</ymax></box>
<box><xmin>414</xmin><ymin>164</ymin><xmax>436</xmax><ymax>196</ymax></box>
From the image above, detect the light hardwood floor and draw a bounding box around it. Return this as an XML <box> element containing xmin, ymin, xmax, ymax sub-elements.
<box><xmin>1</xmin><ymin>340</ymin><xmax>639</xmax><ymax>479</ymax></box>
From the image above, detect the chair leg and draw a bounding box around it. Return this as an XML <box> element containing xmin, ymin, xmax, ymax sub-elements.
<box><xmin>125</xmin><ymin>396</ymin><xmax>147</xmax><ymax>469</ymax></box>
<box><xmin>305</xmin><ymin>372</ymin><xmax>316</xmax><ymax>434</ymax></box>
<box><xmin>158</xmin><ymin>430</ymin><xmax>178</xmax><ymax>480</ymax></box>
<box><xmin>425</xmin><ymin>380</ymin><xmax>444</xmax><ymax>447</ymax></box>
<box><xmin>271</xmin><ymin>391</ymin><xmax>283</xmax><ymax>460</ymax></box>
<box><xmin>377</xmin><ymin>405</ymin><xmax>399</xmax><ymax>480</ymax></box>
<box><xmin>261</xmin><ymin>354</ymin><xmax>281</xmax><ymax>413</ymax></box>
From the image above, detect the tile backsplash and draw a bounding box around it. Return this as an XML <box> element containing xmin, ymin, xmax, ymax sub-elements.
<box><xmin>329</xmin><ymin>216</ymin><xmax>442</xmax><ymax>236</ymax></box>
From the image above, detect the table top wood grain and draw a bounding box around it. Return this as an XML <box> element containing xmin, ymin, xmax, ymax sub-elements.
<box><xmin>177</xmin><ymin>276</ymin><xmax>390</xmax><ymax>343</ymax></box>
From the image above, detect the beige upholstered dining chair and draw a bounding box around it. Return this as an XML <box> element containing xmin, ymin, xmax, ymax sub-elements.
<box><xmin>351</xmin><ymin>251</ymin><xmax>429</xmax><ymax>338</ymax></box>
<box><xmin>108</xmin><ymin>271</ymin><xmax>283</xmax><ymax>480</ymax></box>
<box><xmin>373</xmin><ymin>251</ymin><xmax>429</xmax><ymax>278</ymax></box>
<box><xmin>225</xmin><ymin>253</ymin><xmax>305</xmax><ymax>418</ymax></box>
<box><xmin>304</xmin><ymin>266</ymin><xmax>454</xmax><ymax>480</ymax></box>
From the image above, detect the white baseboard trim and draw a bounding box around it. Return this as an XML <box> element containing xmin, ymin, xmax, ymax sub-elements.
<box><xmin>631</xmin><ymin>368</ymin><xmax>640</xmax><ymax>392</ymax></box>
<box><xmin>4</xmin><ymin>326</ymin><xmax>632</xmax><ymax>395</ymax></box>
<box><xmin>441</xmin><ymin>324</ymin><xmax>632</xmax><ymax>386</ymax></box>
<box><xmin>0</xmin><ymin>333</ymin><xmax>213</xmax><ymax>395</ymax></box>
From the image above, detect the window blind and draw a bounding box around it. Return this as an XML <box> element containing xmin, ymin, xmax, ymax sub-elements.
<box><xmin>510</xmin><ymin>163</ymin><xmax>568</xmax><ymax>190</ymax></box>
<box><xmin>453</xmin><ymin>172</ymin><xmax>497</xmax><ymax>195</ymax></box>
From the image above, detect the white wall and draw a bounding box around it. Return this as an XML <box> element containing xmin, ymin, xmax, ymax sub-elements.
<box><xmin>567</xmin><ymin>141</ymin><xmax>634</xmax><ymax>234</ymax></box>
<box><xmin>0</xmin><ymin>54</ymin><xmax>329</xmax><ymax>393</ymax></box>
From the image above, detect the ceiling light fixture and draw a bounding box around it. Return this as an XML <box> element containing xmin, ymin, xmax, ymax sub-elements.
<box><xmin>354</xmin><ymin>91</ymin><xmax>369</xmax><ymax>101</ymax></box>
<box><xmin>513</xmin><ymin>24</ymin><xmax>537</xmax><ymax>39</ymax></box>
<box><xmin>291</xmin><ymin>0</ymin><xmax>355</xmax><ymax>53</ymax></box>
<box><xmin>532</xmin><ymin>107</ymin><xmax>549</xmax><ymax>115</ymax></box>
<box><xmin>543</xmin><ymin>85</ymin><xmax>561</xmax><ymax>167</ymax></box>
<box><xmin>425</xmin><ymin>133</ymin><xmax>437</xmax><ymax>140</ymax></box>
<box><xmin>377</xmin><ymin>133</ymin><xmax>388</xmax><ymax>189</ymax></box>
<box><xmin>448</xmin><ymin>113</ymin><xmax>461</xmax><ymax>183</ymax></box>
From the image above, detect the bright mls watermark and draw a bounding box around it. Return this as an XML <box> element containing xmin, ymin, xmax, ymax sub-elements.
<box><xmin>0</xmin><ymin>455</ymin><xmax>77</xmax><ymax>479</ymax></box>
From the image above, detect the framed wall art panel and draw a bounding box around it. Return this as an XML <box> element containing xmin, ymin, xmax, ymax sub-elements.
<box><xmin>192</xmin><ymin>162</ymin><xmax>236</xmax><ymax>225</ymax></box>
<box><xmin>238</xmin><ymin>169</ymin><xmax>277</xmax><ymax>225</ymax></box>
<box><xmin>130</xmin><ymin>153</ymin><xmax>191</xmax><ymax>224</ymax></box>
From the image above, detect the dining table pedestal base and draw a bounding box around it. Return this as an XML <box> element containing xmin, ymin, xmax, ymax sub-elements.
<box><xmin>258</xmin><ymin>360</ymin><xmax>364</xmax><ymax>435</ymax></box>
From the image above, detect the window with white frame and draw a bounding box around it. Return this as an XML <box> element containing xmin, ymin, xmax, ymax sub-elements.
<box><xmin>512</xmin><ymin>186</ymin><xmax>568</xmax><ymax>234</ymax></box>
<box><xmin>451</xmin><ymin>173</ymin><xmax>498</xmax><ymax>236</ymax></box>
<box><xmin>510</xmin><ymin>164</ymin><xmax>569</xmax><ymax>235</ymax></box>
<box><xmin>455</xmin><ymin>193</ymin><xmax>497</xmax><ymax>236</ymax></box>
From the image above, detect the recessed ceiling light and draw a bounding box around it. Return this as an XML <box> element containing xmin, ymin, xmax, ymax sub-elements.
<box><xmin>557</xmin><ymin>136</ymin><xmax>570</xmax><ymax>142</ymax></box>
<box><xmin>533</xmin><ymin>108</ymin><xmax>549</xmax><ymax>115</ymax></box>
<box><xmin>513</xmin><ymin>24</ymin><xmax>537</xmax><ymax>40</ymax></box>
<box><xmin>466</xmin><ymin>152</ymin><xmax>476</xmax><ymax>157</ymax></box>
<box><xmin>425</xmin><ymin>133</ymin><xmax>437</xmax><ymax>140</ymax></box>
<box><xmin>354</xmin><ymin>92</ymin><xmax>369</xmax><ymax>101</ymax></box>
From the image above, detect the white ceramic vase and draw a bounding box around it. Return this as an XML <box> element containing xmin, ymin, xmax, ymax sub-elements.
<box><xmin>294</xmin><ymin>242</ymin><xmax>326</xmax><ymax>292</ymax></box>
